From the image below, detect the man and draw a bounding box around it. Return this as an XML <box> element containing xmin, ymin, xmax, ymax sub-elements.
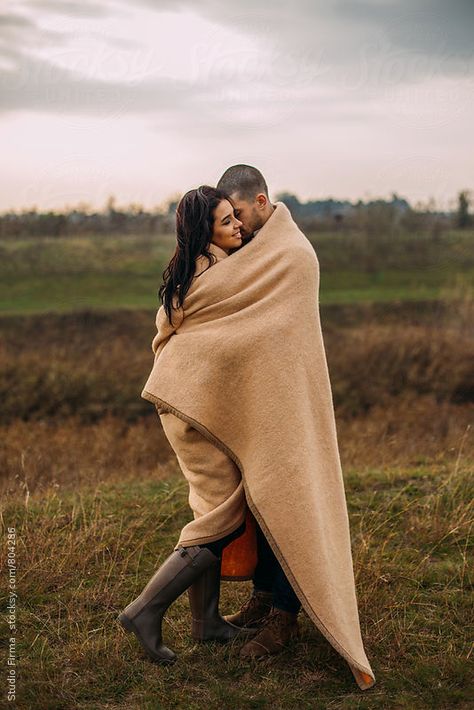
<box><xmin>218</xmin><ymin>164</ymin><xmax>275</xmax><ymax>249</ymax></box>
<box><xmin>216</xmin><ymin>164</ymin><xmax>301</xmax><ymax>659</ymax></box>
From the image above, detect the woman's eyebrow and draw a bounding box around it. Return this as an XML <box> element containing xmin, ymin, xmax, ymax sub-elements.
<box><xmin>220</xmin><ymin>212</ymin><xmax>233</xmax><ymax>222</ymax></box>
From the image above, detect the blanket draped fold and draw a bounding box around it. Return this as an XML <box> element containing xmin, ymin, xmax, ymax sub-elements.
<box><xmin>141</xmin><ymin>202</ymin><xmax>376</xmax><ymax>690</ymax></box>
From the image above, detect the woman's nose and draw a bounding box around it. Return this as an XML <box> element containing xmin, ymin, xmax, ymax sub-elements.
<box><xmin>235</xmin><ymin>218</ymin><xmax>242</xmax><ymax>227</ymax></box>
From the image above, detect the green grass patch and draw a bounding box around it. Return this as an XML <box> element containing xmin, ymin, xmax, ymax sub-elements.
<box><xmin>2</xmin><ymin>230</ymin><xmax>474</xmax><ymax>314</ymax></box>
<box><xmin>1</xmin><ymin>268</ymin><xmax>473</xmax><ymax>315</ymax></box>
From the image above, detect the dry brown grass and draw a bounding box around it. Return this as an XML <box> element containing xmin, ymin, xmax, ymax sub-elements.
<box><xmin>0</xmin><ymin>303</ymin><xmax>472</xmax><ymax>426</ymax></box>
<box><xmin>1</xmin><ymin>299</ymin><xmax>472</xmax><ymax>498</ymax></box>
<box><xmin>1</xmin><ymin>394</ymin><xmax>472</xmax><ymax>499</ymax></box>
<box><xmin>0</xmin><ymin>413</ymin><xmax>175</xmax><ymax>497</ymax></box>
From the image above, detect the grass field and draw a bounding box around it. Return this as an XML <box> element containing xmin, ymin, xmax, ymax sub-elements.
<box><xmin>1</xmin><ymin>228</ymin><xmax>473</xmax><ymax>708</ymax></box>
<box><xmin>2</xmin><ymin>457</ymin><xmax>473</xmax><ymax>709</ymax></box>
<box><xmin>0</xmin><ymin>229</ymin><xmax>473</xmax><ymax>315</ymax></box>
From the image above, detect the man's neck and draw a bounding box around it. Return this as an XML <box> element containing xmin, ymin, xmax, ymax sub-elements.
<box><xmin>255</xmin><ymin>203</ymin><xmax>276</xmax><ymax>235</ymax></box>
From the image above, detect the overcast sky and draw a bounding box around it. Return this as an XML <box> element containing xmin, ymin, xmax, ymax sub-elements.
<box><xmin>1</xmin><ymin>0</ymin><xmax>472</xmax><ymax>212</ymax></box>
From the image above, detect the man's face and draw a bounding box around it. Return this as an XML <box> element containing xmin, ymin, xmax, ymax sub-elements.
<box><xmin>229</xmin><ymin>193</ymin><xmax>265</xmax><ymax>239</ymax></box>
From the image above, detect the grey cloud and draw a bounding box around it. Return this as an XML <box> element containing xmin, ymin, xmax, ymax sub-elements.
<box><xmin>0</xmin><ymin>5</ymin><xmax>186</xmax><ymax>116</ymax></box>
<box><xmin>22</xmin><ymin>0</ymin><xmax>114</xmax><ymax>19</ymax></box>
<box><xmin>135</xmin><ymin>0</ymin><xmax>473</xmax><ymax>82</ymax></box>
<box><xmin>0</xmin><ymin>4</ymin><xmax>320</xmax><ymax>118</ymax></box>
<box><xmin>0</xmin><ymin>0</ymin><xmax>471</xmax><ymax>119</ymax></box>
<box><xmin>0</xmin><ymin>49</ymin><xmax>208</xmax><ymax>115</ymax></box>
<box><xmin>336</xmin><ymin>0</ymin><xmax>474</xmax><ymax>56</ymax></box>
<box><xmin>0</xmin><ymin>14</ymin><xmax>36</xmax><ymax>27</ymax></box>
<box><xmin>0</xmin><ymin>9</ymin><xmax>70</xmax><ymax>46</ymax></box>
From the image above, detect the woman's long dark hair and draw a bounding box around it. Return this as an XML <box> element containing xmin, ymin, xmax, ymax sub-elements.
<box><xmin>159</xmin><ymin>185</ymin><xmax>231</xmax><ymax>326</ymax></box>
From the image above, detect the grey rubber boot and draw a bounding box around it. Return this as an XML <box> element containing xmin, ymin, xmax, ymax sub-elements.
<box><xmin>187</xmin><ymin>556</ymin><xmax>256</xmax><ymax>642</ymax></box>
<box><xmin>118</xmin><ymin>545</ymin><xmax>219</xmax><ymax>663</ymax></box>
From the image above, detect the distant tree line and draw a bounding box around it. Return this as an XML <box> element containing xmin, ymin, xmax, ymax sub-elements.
<box><xmin>0</xmin><ymin>190</ymin><xmax>471</xmax><ymax>238</ymax></box>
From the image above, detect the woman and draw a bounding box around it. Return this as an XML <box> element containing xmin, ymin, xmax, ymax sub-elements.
<box><xmin>118</xmin><ymin>186</ymin><xmax>255</xmax><ymax>663</ymax></box>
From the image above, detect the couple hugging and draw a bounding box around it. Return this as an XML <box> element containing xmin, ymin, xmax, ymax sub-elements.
<box><xmin>118</xmin><ymin>164</ymin><xmax>376</xmax><ymax>691</ymax></box>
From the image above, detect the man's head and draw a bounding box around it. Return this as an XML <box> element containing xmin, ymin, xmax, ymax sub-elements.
<box><xmin>217</xmin><ymin>164</ymin><xmax>274</xmax><ymax>239</ymax></box>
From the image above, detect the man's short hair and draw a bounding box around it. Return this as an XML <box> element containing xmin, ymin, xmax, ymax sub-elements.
<box><xmin>217</xmin><ymin>164</ymin><xmax>269</xmax><ymax>202</ymax></box>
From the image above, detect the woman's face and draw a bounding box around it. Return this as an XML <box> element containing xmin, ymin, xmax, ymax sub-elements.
<box><xmin>211</xmin><ymin>199</ymin><xmax>243</xmax><ymax>254</ymax></box>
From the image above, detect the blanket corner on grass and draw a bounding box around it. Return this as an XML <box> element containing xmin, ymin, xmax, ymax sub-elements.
<box><xmin>141</xmin><ymin>202</ymin><xmax>376</xmax><ymax>691</ymax></box>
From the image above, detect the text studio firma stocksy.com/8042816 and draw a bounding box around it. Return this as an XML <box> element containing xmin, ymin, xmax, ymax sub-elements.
<box><xmin>6</xmin><ymin>527</ymin><xmax>17</xmax><ymax>704</ymax></box>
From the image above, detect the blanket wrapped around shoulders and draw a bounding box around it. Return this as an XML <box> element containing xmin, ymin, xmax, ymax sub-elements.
<box><xmin>141</xmin><ymin>202</ymin><xmax>375</xmax><ymax>690</ymax></box>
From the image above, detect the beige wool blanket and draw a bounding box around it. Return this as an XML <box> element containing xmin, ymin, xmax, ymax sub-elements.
<box><xmin>141</xmin><ymin>202</ymin><xmax>376</xmax><ymax>690</ymax></box>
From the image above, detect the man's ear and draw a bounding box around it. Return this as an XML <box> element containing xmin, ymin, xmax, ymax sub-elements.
<box><xmin>256</xmin><ymin>193</ymin><xmax>268</xmax><ymax>209</ymax></box>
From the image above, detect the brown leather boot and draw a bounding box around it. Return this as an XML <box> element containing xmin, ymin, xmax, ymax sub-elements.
<box><xmin>118</xmin><ymin>545</ymin><xmax>220</xmax><ymax>663</ymax></box>
<box><xmin>187</xmin><ymin>557</ymin><xmax>255</xmax><ymax>642</ymax></box>
<box><xmin>239</xmin><ymin>607</ymin><xmax>300</xmax><ymax>659</ymax></box>
<box><xmin>223</xmin><ymin>589</ymin><xmax>273</xmax><ymax>629</ymax></box>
